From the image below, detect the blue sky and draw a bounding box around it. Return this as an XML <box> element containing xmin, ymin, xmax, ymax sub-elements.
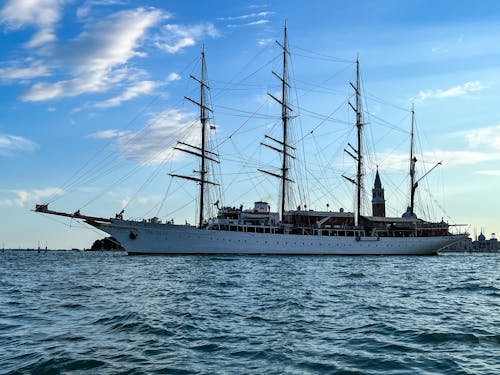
<box><xmin>1</xmin><ymin>0</ymin><xmax>500</xmax><ymax>249</ymax></box>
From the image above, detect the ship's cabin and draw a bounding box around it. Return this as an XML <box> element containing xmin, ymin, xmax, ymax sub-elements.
<box><xmin>208</xmin><ymin>201</ymin><xmax>450</xmax><ymax>238</ymax></box>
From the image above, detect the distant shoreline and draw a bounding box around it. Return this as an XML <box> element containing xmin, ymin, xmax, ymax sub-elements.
<box><xmin>0</xmin><ymin>248</ymin><xmax>122</xmax><ymax>252</ymax></box>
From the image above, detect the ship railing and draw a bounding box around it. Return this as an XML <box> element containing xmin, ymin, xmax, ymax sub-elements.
<box><xmin>208</xmin><ymin>222</ymin><xmax>383</xmax><ymax>238</ymax></box>
<box><xmin>307</xmin><ymin>227</ymin><xmax>366</xmax><ymax>237</ymax></box>
<box><xmin>209</xmin><ymin>222</ymin><xmax>281</xmax><ymax>234</ymax></box>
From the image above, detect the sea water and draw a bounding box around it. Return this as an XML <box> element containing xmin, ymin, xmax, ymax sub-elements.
<box><xmin>0</xmin><ymin>250</ymin><xmax>499</xmax><ymax>374</ymax></box>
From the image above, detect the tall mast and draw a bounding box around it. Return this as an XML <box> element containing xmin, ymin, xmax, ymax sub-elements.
<box><xmin>408</xmin><ymin>105</ymin><xmax>442</xmax><ymax>218</ymax></box>
<box><xmin>259</xmin><ymin>21</ymin><xmax>294</xmax><ymax>220</ymax></box>
<box><xmin>170</xmin><ymin>46</ymin><xmax>219</xmax><ymax>228</ymax></box>
<box><xmin>199</xmin><ymin>47</ymin><xmax>208</xmax><ymax>227</ymax></box>
<box><xmin>409</xmin><ymin>103</ymin><xmax>416</xmax><ymax>216</ymax></box>
<box><xmin>343</xmin><ymin>58</ymin><xmax>363</xmax><ymax>226</ymax></box>
<box><xmin>279</xmin><ymin>23</ymin><xmax>289</xmax><ymax>218</ymax></box>
<box><xmin>355</xmin><ymin>58</ymin><xmax>363</xmax><ymax>226</ymax></box>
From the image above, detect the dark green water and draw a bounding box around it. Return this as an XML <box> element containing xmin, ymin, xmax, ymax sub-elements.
<box><xmin>1</xmin><ymin>251</ymin><xmax>499</xmax><ymax>374</ymax></box>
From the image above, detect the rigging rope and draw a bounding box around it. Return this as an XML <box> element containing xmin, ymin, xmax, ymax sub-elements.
<box><xmin>290</xmin><ymin>45</ymin><xmax>355</xmax><ymax>63</ymax></box>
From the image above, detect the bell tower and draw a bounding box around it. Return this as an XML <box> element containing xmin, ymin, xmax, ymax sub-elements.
<box><xmin>372</xmin><ymin>168</ymin><xmax>386</xmax><ymax>217</ymax></box>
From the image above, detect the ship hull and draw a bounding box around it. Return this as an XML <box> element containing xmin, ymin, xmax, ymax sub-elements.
<box><xmin>98</xmin><ymin>220</ymin><xmax>464</xmax><ymax>255</ymax></box>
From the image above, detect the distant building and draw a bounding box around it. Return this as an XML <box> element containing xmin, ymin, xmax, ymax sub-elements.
<box><xmin>443</xmin><ymin>232</ymin><xmax>500</xmax><ymax>252</ymax></box>
<box><xmin>476</xmin><ymin>232</ymin><xmax>499</xmax><ymax>251</ymax></box>
<box><xmin>371</xmin><ymin>169</ymin><xmax>386</xmax><ymax>217</ymax></box>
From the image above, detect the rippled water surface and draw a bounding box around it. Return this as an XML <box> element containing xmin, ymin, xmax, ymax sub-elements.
<box><xmin>1</xmin><ymin>250</ymin><xmax>499</xmax><ymax>374</ymax></box>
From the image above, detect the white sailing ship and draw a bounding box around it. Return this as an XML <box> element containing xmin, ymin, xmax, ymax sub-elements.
<box><xmin>35</xmin><ymin>25</ymin><xmax>466</xmax><ymax>255</ymax></box>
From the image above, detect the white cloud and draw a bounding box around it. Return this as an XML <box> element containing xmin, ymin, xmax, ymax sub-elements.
<box><xmin>257</xmin><ymin>38</ymin><xmax>273</xmax><ymax>46</ymax></box>
<box><xmin>117</xmin><ymin>108</ymin><xmax>200</xmax><ymax>164</ymax></box>
<box><xmin>23</xmin><ymin>67</ymin><xmax>137</xmax><ymax>102</ymax></box>
<box><xmin>94</xmin><ymin>80</ymin><xmax>156</xmax><ymax>108</ymax></box>
<box><xmin>4</xmin><ymin>6</ymin><xmax>211</xmax><ymax>104</ymax></box>
<box><xmin>376</xmin><ymin>149</ymin><xmax>500</xmax><ymax>172</ymax></box>
<box><xmin>0</xmin><ymin>0</ymin><xmax>63</xmax><ymax>28</ymax></box>
<box><xmin>476</xmin><ymin>170</ymin><xmax>500</xmax><ymax>175</ymax></box>
<box><xmin>0</xmin><ymin>0</ymin><xmax>65</xmax><ymax>47</ymax></box>
<box><xmin>86</xmin><ymin>129</ymin><xmax>130</xmax><ymax>139</ymax></box>
<box><xmin>86</xmin><ymin>109</ymin><xmax>201</xmax><ymax>164</ymax></box>
<box><xmin>58</xmin><ymin>7</ymin><xmax>162</xmax><ymax>70</ymax></box>
<box><xmin>422</xmin><ymin>149</ymin><xmax>500</xmax><ymax>166</ymax></box>
<box><xmin>167</xmin><ymin>72</ymin><xmax>181</xmax><ymax>82</ymax></box>
<box><xmin>88</xmin><ymin>71</ymin><xmax>179</xmax><ymax>109</ymax></box>
<box><xmin>27</xmin><ymin>28</ymin><xmax>56</xmax><ymax>47</ymax></box>
<box><xmin>0</xmin><ymin>199</ymin><xmax>12</xmax><ymax>207</ymax></box>
<box><xmin>22</xmin><ymin>81</ymin><xmax>63</xmax><ymax>101</ymax></box>
<box><xmin>76</xmin><ymin>0</ymin><xmax>128</xmax><ymax>19</ymax></box>
<box><xmin>117</xmin><ymin>193</ymin><xmax>163</xmax><ymax>207</ymax></box>
<box><xmin>155</xmin><ymin>23</ymin><xmax>219</xmax><ymax>54</ymax></box>
<box><xmin>227</xmin><ymin>20</ymin><xmax>269</xmax><ymax>28</ymax></box>
<box><xmin>463</xmin><ymin>124</ymin><xmax>500</xmax><ymax>150</ymax></box>
<box><xmin>375</xmin><ymin>124</ymin><xmax>500</xmax><ymax>172</ymax></box>
<box><xmin>217</xmin><ymin>11</ymin><xmax>274</xmax><ymax>21</ymax></box>
<box><xmin>417</xmin><ymin>81</ymin><xmax>485</xmax><ymax>101</ymax></box>
<box><xmin>0</xmin><ymin>187</ymin><xmax>64</xmax><ymax>207</ymax></box>
<box><xmin>21</xmin><ymin>7</ymin><xmax>163</xmax><ymax>101</ymax></box>
<box><xmin>0</xmin><ymin>134</ymin><xmax>38</xmax><ymax>156</ymax></box>
<box><xmin>0</xmin><ymin>60</ymin><xmax>50</xmax><ymax>81</ymax></box>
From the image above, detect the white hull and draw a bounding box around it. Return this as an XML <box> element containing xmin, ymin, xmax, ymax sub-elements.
<box><xmin>99</xmin><ymin>219</ymin><xmax>464</xmax><ymax>255</ymax></box>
